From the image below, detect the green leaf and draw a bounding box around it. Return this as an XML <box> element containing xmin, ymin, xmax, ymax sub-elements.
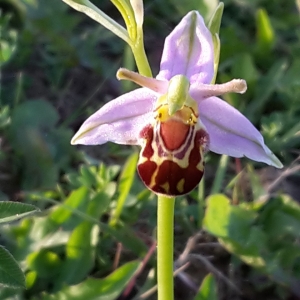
<box><xmin>0</xmin><ymin>106</ymin><xmax>11</xmax><ymax>129</ymax></box>
<box><xmin>10</xmin><ymin>100</ymin><xmax>58</xmax><ymax>140</ymax></box>
<box><xmin>260</xmin><ymin>195</ymin><xmax>300</xmax><ymax>239</ymax></box>
<box><xmin>208</xmin><ymin>3</ymin><xmax>224</xmax><ymax>36</ymax></box>
<box><xmin>0</xmin><ymin>246</ymin><xmax>25</xmax><ymax>288</ymax></box>
<box><xmin>50</xmin><ymin>186</ymin><xmax>89</xmax><ymax>225</ymax></box>
<box><xmin>203</xmin><ymin>194</ymin><xmax>231</xmax><ymax>237</ymax></box>
<box><xmin>26</xmin><ymin>250</ymin><xmax>61</xmax><ymax>279</ymax></box>
<box><xmin>88</xmin><ymin>187</ymin><xmax>114</xmax><ymax>219</ymax></box>
<box><xmin>247</xmin><ymin>59</ymin><xmax>288</xmax><ymax>122</ymax></box>
<box><xmin>80</xmin><ymin>165</ymin><xmax>99</xmax><ymax>188</ymax></box>
<box><xmin>0</xmin><ymin>202</ymin><xmax>39</xmax><ymax>224</ymax></box>
<box><xmin>281</xmin><ymin>195</ymin><xmax>300</xmax><ymax>220</ymax></box>
<box><xmin>53</xmin><ymin>188</ymin><xmax>113</xmax><ymax>288</ymax></box>
<box><xmin>256</xmin><ymin>8</ymin><xmax>275</xmax><ymax>55</ymax></box>
<box><xmin>203</xmin><ymin>194</ymin><xmax>266</xmax><ymax>268</ymax></box>
<box><xmin>53</xmin><ymin>223</ymin><xmax>99</xmax><ymax>288</ymax></box>
<box><xmin>110</xmin><ymin>152</ymin><xmax>138</xmax><ymax>226</ymax></box>
<box><xmin>9</xmin><ymin>100</ymin><xmax>73</xmax><ymax>189</ymax></box>
<box><xmin>194</xmin><ymin>273</ymin><xmax>218</xmax><ymax>300</ymax></box>
<box><xmin>231</xmin><ymin>53</ymin><xmax>259</xmax><ymax>87</ymax></box>
<box><xmin>246</xmin><ymin>164</ymin><xmax>266</xmax><ymax>200</ymax></box>
<box><xmin>42</xmin><ymin>261</ymin><xmax>140</xmax><ymax>300</ymax></box>
<box><xmin>26</xmin><ymin>271</ymin><xmax>37</xmax><ymax>289</ymax></box>
<box><xmin>62</xmin><ymin>0</ymin><xmax>130</xmax><ymax>44</ymax></box>
<box><xmin>172</xmin><ymin>0</ymin><xmax>219</xmax><ymax>22</ymax></box>
<box><xmin>208</xmin><ymin>2</ymin><xmax>224</xmax><ymax>84</ymax></box>
<box><xmin>281</xmin><ymin>58</ymin><xmax>300</xmax><ymax>91</ymax></box>
<box><xmin>103</xmin><ymin>224</ymin><xmax>148</xmax><ymax>257</ymax></box>
<box><xmin>0</xmin><ymin>25</ymin><xmax>18</xmax><ymax>66</ymax></box>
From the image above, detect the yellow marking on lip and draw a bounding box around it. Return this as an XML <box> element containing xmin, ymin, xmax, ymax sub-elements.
<box><xmin>160</xmin><ymin>182</ymin><xmax>170</xmax><ymax>193</ymax></box>
<box><xmin>155</xmin><ymin>104</ymin><xmax>198</xmax><ymax>125</ymax></box>
<box><xmin>176</xmin><ymin>178</ymin><xmax>185</xmax><ymax>193</ymax></box>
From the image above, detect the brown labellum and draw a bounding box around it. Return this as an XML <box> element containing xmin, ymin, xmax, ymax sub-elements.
<box><xmin>137</xmin><ymin>117</ymin><xmax>209</xmax><ymax>196</ymax></box>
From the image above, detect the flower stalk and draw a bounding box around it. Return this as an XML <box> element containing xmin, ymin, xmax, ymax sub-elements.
<box><xmin>157</xmin><ymin>195</ymin><xmax>175</xmax><ymax>300</ymax></box>
<box><xmin>131</xmin><ymin>33</ymin><xmax>152</xmax><ymax>77</ymax></box>
<box><xmin>110</xmin><ymin>0</ymin><xmax>137</xmax><ymax>40</ymax></box>
<box><xmin>111</xmin><ymin>0</ymin><xmax>152</xmax><ymax>76</ymax></box>
<box><xmin>129</xmin><ymin>0</ymin><xmax>152</xmax><ymax>77</ymax></box>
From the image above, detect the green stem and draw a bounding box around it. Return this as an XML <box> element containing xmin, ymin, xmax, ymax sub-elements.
<box><xmin>211</xmin><ymin>154</ymin><xmax>229</xmax><ymax>194</ymax></box>
<box><xmin>157</xmin><ymin>195</ymin><xmax>175</xmax><ymax>300</ymax></box>
<box><xmin>110</xmin><ymin>0</ymin><xmax>137</xmax><ymax>40</ymax></box>
<box><xmin>197</xmin><ymin>177</ymin><xmax>205</xmax><ymax>228</ymax></box>
<box><xmin>131</xmin><ymin>28</ymin><xmax>152</xmax><ymax>77</ymax></box>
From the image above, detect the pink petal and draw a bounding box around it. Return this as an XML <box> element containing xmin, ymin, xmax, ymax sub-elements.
<box><xmin>71</xmin><ymin>88</ymin><xmax>157</xmax><ymax>145</ymax></box>
<box><xmin>156</xmin><ymin>11</ymin><xmax>214</xmax><ymax>85</ymax></box>
<box><xmin>198</xmin><ymin>97</ymin><xmax>283</xmax><ymax>168</ymax></box>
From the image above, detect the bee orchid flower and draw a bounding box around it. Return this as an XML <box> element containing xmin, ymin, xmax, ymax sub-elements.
<box><xmin>71</xmin><ymin>11</ymin><xmax>282</xmax><ymax>196</ymax></box>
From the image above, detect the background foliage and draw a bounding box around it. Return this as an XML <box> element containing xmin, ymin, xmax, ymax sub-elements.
<box><xmin>0</xmin><ymin>0</ymin><xmax>300</xmax><ymax>299</ymax></box>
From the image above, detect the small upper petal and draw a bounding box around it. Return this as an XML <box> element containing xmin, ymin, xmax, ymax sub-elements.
<box><xmin>71</xmin><ymin>88</ymin><xmax>157</xmax><ymax>145</ymax></box>
<box><xmin>198</xmin><ymin>97</ymin><xmax>283</xmax><ymax>168</ymax></box>
<box><xmin>156</xmin><ymin>11</ymin><xmax>214</xmax><ymax>85</ymax></box>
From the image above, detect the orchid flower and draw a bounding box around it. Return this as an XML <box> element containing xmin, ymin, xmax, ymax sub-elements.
<box><xmin>71</xmin><ymin>11</ymin><xmax>282</xmax><ymax>196</ymax></box>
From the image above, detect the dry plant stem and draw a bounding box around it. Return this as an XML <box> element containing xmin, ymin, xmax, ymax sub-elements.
<box><xmin>190</xmin><ymin>253</ymin><xmax>241</xmax><ymax>294</ymax></box>
<box><xmin>112</xmin><ymin>242</ymin><xmax>123</xmax><ymax>270</ymax></box>
<box><xmin>177</xmin><ymin>232</ymin><xmax>202</xmax><ymax>264</ymax></box>
<box><xmin>176</xmin><ymin>233</ymin><xmax>240</xmax><ymax>294</ymax></box>
<box><xmin>123</xmin><ymin>242</ymin><xmax>157</xmax><ymax>298</ymax></box>
<box><xmin>157</xmin><ymin>195</ymin><xmax>175</xmax><ymax>300</ymax></box>
<box><xmin>258</xmin><ymin>157</ymin><xmax>300</xmax><ymax>202</ymax></box>
<box><xmin>267</xmin><ymin>164</ymin><xmax>300</xmax><ymax>193</ymax></box>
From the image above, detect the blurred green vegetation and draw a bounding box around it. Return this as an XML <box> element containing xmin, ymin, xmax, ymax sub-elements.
<box><xmin>0</xmin><ymin>0</ymin><xmax>300</xmax><ymax>299</ymax></box>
